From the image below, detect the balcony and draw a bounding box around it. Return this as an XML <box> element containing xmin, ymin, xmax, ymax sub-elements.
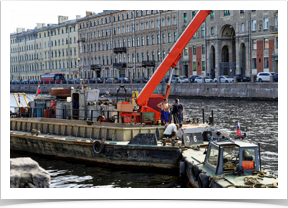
<box><xmin>113</xmin><ymin>62</ymin><xmax>126</xmax><ymax>68</ymax></box>
<box><xmin>90</xmin><ymin>64</ymin><xmax>101</xmax><ymax>70</ymax></box>
<box><xmin>113</xmin><ymin>47</ymin><xmax>126</xmax><ymax>53</ymax></box>
<box><xmin>142</xmin><ymin>61</ymin><xmax>155</xmax><ymax>67</ymax></box>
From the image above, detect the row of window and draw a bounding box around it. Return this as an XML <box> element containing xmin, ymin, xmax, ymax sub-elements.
<box><xmin>79</xmin><ymin>10</ymin><xmax>169</xmax><ymax>29</ymax></box>
<box><xmin>252</xmin><ymin>37</ymin><xmax>278</xmax><ymax>50</ymax></box>
<box><xmin>10</xmin><ymin>26</ymin><xmax>76</xmax><ymax>44</ymax></box>
<box><xmin>81</xmin><ymin>49</ymin><xmax>169</xmax><ymax>66</ymax></box>
<box><xmin>10</xmin><ymin>37</ymin><xmax>77</xmax><ymax>53</ymax></box>
<box><xmin>252</xmin><ymin>57</ymin><xmax>270</xmax><ymax>69</ymax></box>
<box><xmin>10</xmin><ymin>60</ymin><xmax>78</xmax><ymax>73</ymax></box>
<box><xmin>81</xmin><ymin>32</ymin><xmax>177</xmax><ymax>53</ymax></box>
<box><xmin>11</xmin><ymin>48</ymin><xmax>77</xmax><ymax>62</ymax></box>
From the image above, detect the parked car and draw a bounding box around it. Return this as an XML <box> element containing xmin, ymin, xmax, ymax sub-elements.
<box><xmin>63</xmin><ymin>78</ymin><xmax>74</xmax><ymax>84</ymax></box>
<box><xmin>165</xmin><ymin>75</ymin><xmax>179</xmax><ymax>83</ymax></box>
<box><xmin>178</xmin><ymin>76</ymin><xmax>189</xmax><ymax>83</ymax></box>
<box><xmin>21</xmin><ymin>79</ymin><xmax>29</xmax><ymax>84</ymax></box>
<box><xmin>273</xmin><ymin>73</ymin><xmax>278</xmax><ymax>82</ymax></box>
<box><xmin>230</xmin><ymin>75</ymin><xmax>251</xmax><ymax>82</ymax></box>
<box><xmin>90</xmin><ymin>77</ymin><xmax>103</xmax><ymax>83</ymax></box>
<box><xmin>74</xmin><ymin>78</ymin><xmax>80</xmax><ymax>84</ymax></box>
<box><xmin>29</xmin><ymin>80</ymin><xmax>38</xmax><ymax>84</ymax></box>
<box><xmin>136</xmin><ymin>77</ymin><xmax>148</xmax><ymax>83</ymax></box>
<box><xmin>256</xmin><ymin>72</ymin><xmax>275</xmax><ymax>82</ymax></box>
<box><xmin>15</xmin><ymin>80</ymin><xmax>21</xmax><ymax>84</ymax></box>
<box><xmin>11</xmin><ymin>80</ymin><xmax>17</xmax><ymax>84</ymax></box>
<box><xmin>105</xmin><ymin>78</ymin><xmax>118</xmax><ymax>83</ymax></box>
<box><xmin>190</xmin><ymin>75</ymin><xmax>199</xmax><ymax>83</ymax></box>
<box><xmin>214</xmin><ymin>76</ymin><xmax>234</xmax><ymax>83</ymax></box>
<box><xmin>118</xmin><ymin>77</ymin><xmax>130</xmax><ymax>83</ymax></box>
<box><xmin>194</xmin><ymin>76</ymin><xmax>213</xmax><ymax>83</ymax></box>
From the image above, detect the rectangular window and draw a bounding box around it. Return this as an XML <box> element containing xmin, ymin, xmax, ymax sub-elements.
<box><xmin>174</xmin><ymin>32</ymin><xmax>177</xmax><ymax>42</ymax></box>
<box><xmin>207</xmin><ymin>146</ymin><xmax>219</xmax><ymax>167</ymax></box>
<box><xmin>224</xmin><ymin>10</ymin><xmax>230</xmax><ymax>16</ymax></box>
<box><xmin>141</xmin><ymin>23</ymin><xmax>144</xmax><ymax>30</ymax></box>
<box><xmin>162</xmin><ymin>33</ymin><xmax>165</xmax><ymax>44</ymax></box>
<box><xmin>201</xmin><ymin>27</ymin><xmax>205</xmax><ymax>37</ymax></box>
<box><xmin>122</xmin><ymin>26</ymin><xmax>125</xmax><ymax>33</ymax></box>
<box><xmin>192</xmin><ymin>11</ymin><xmax>196</xmax><ymax>19</ymax></box>
<box><xmin>276</xmin><ymin>16</ymin><xmax>278</xmax><ymax>29</ymax></box>
<box><xmin>152</xmin><ymin>35</ymin><xmax>155</xmax><ymax>45</ymax></box>
<box><xmin>183</xmin><ymin>13</ymin><xmax>187</xmax><ymax>23</ymax></box>
<box><xmin>162</xmin><ymin>19</ymin><xmax>165</xmax><ymax>26</ymax></box>
<box><xmin>264</xmin><ymin>57</ymin><xmax>269</xmax><ymax>68</ymax></box>
<box><xmin>127</xmin><ymin>25</ymin><xmax>129</xmax><ymax>32</ymax></box>
<box><xmin>240</xmin><ymin>10</ymin><xmax>245</xmax><ymax>14</ymax></box>
<box><xmin>168</xmin><ymin>18</ymin><xmax>171</xmax><ymax>26</ymax></box>
<box><xmin>202</xmin><ymin>45</ymin><xmax>205</xmax><ymax>54</ymax></box>
<box><xmin>252</xmin><ymin>40</ymin><xmax>257</xmax><ymax>50</ymax></box>
<box><xmin>252</xmin><ymin>58</ymin><xmax>257</xmax><ymax>69</ymax></box>
<box><xmin>157</xmin><ymin>35</ymin><xmax>160</xmax><ymax>44</ymax></box>
<box><xmin>168</xmin><ymin>33</ymin><xmax>171</xmax><ymax>43</ymax></box>
<box><xmin>276</xmin><ymin>37</ymin><xmax>278</xmax><ymax>49</ymax></box>
<box><xmin>146</xmin><ymin>36</ymin><xmax>149</xmax><ymax>45</ymax></box>
<box><xmin>193</xmin><ymin>46</ymin><xmax>196</xmax><ymax>55</ymax></box>
<box><xmin>173</xmin><ymin>17</ymin><xmax>176</xmax><ymax>25</ymax></box>
<box><xmin>210</xmin><ymin>10</ymin><xmax>214</xmax><ymax>18</ymax></box>
<box><xmin>157</xmin><ymin>20</ymin><xmax>160</xmax><ymax>27</ymax></box>
<box><xmin>264</xmin><ymin>18</ymin><xmax>269</xmax><ymax>29</ymax></box>
<box><xmin>252</xmin><ymin>20</ymin><xmax>256</xmax><ymax>31</ymax></box>
<box><xmin>146</xmin><ymin>22</ymin><xmax>149</xmax><ymax>29</ymax></box>
<box><xmin>151</xmin><ymin>21</ymin><xmax>154</xmax><ymax>29</ymax></box>
<box><xmin>193</xmin><ymin>62</ymin><xmax>196</xmax><ymax>71</ymax></box>
<box><xmin>202</xmin><ymin>61</ymin><xmax>205</xmax><ymax>71</ymax></box>
<box><xmin>264</xmin><ymin>38</ymin><xmax>269</xmax><ymax>49</ymax></box>
<box><xmin>184</xmin><ymin>47</ymin><xmax>188</xmax><ymax>56</ymax></box>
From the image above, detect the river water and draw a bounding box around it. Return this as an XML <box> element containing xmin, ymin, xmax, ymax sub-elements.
<box><xmin>10</xmin><ymin>93</ymin><xmax>278</xmax><ymax>188</ymax></box>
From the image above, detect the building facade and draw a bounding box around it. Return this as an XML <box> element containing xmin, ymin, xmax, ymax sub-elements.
<box><xmin>77</xmin><ymin>10</ymin><xmax>178</xmax><ymax>79</ymax></box>
<box><xmin>178</xmin><ymin>10</ymin><xmax>278</xmax><ymax>78</ymax></box>
<box><xmin>10</xmin><ymin>16</ymin><xmax>80</xmax><ymax>80</ymax></box>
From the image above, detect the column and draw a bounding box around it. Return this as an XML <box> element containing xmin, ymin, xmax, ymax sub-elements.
<box><xmin>245</xmin><ymin>39</ymin><xmax>250</xmax><ymax>77</ymax></box>
<box><xmin>215</xmin><ymin>40</ymin><xmax>221</xmax><ymax>77</ymax></box>
<box><xmin>235</xmin><ymin>38</ymin><xmax>240</xmax><ymax>75</ymax></box>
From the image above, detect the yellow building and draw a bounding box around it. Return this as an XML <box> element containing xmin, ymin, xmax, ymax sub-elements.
<box><xmin>10</xmin><ymin>15</ymin><xmax>80</xmax><ymax>81</ymax></box>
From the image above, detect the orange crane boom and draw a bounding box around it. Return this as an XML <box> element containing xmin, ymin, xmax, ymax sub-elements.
<box><xmin>136</xmin><ymin>10</ymin><xmax>212</xmax><ymax>108</ymax></box>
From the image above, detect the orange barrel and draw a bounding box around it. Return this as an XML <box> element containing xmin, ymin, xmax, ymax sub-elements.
<box><xmin>123</xmin><ymin>116</ymin><xmax>132</xmax><ymax>123</ymax></box>
<box><xmin>44</xmin><ymin>109</ymin><xmax>50</xmax><ymax>118</ymax></box>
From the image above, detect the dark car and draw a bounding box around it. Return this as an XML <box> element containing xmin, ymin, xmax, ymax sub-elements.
<box><xmin>63</xmin><ymin>78</ymin><xmax>74</xmax><ymax>84</ymax></box>
<box><xmin>273</xmin><ymin>73</ymin><xmax>278</xmax><ymax>82</ymax></box>
<box><xmin>90</xmin><ymin>77</ymin><xmax>103</xmax><ymax>83</ymax></box>
<box><xmin>29</xmin><ymin>80</ymin><xmax>38</xmax><ymax>84</ymax></box>
<box><xmin>118</xmin><ymin>77</ymin><xmax>130</xmax><ymax>83</ymax></box>
<box><xmin>11</xmin><ymin>80</ymin><xmax>17</xmax><ymax>84</ymax></box>
<box><xmin>105</xmin><ymin>78</ymin><xmax>118</xmax><ymax>83</ymax></box>
<box><xmin>190</xmin><ymin>75</ymin><xmax>199</xmax><ymax>83</ymax></box>
<box><xmin>165</xmin><ymin>75</ymin><xmax>179</xmax><ymax>83</ymax></box>
<box><xmin>16</xmin><ymin>80</ymin><xmax>21</xmax><ymax>84</ymax></box>
<box><xmin>136</xmin><ymin>77</ymin><xmax>148</xmax><ymax>83</ymax></box>
<box><xmin>230</xmin><ymin>75</ymin><xmax>251</xmax><ymax>82</ymax></box>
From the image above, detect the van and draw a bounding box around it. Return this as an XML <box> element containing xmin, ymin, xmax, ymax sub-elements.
<box><xmin>256</xmin><ymin>72</ymin><xmax>275</xmax><ymax>82</ymax></box>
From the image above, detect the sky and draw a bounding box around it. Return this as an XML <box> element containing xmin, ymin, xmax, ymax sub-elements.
<box><xmin>1</xmin><ymin>1</ymin><xmax>287</xmax><ymax>199</ymax></box>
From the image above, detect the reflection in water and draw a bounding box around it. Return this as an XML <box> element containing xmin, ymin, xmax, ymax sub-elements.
<box><xmin>10</xmin><ymin>94</ymin><xmax>278</xmax><ymax>187</ymax></box>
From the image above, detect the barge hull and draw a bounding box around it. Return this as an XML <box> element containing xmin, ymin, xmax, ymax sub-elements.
<box><xmin>10</xmin><ymin>133</ymin><xmax>182</xmax><ymax>170</ymax></box>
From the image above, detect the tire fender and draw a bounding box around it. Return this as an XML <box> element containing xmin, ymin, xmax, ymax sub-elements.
<box><xmin>191</xmin><ymin>165</ymin><xmax>201</xmax><ymax>181</ymax></box>
<box><xmin>93</xmin><ymin>140</ymin><xmax>104</xmax><ymax>154</ymax></box>
<box><xmin>198</xmin><ymin>173</ymin><xmax>210</xmax><ymax>188</ymax></box>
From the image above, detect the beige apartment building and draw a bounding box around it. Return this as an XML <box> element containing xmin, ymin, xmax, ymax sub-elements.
<box><xmin>77</xmin><ymin>10</ymin><xmax>178</xmax><ymax>79</ymax></box>
<box><xmin>10</xmin><ymin>16</ymin><xmax>80</xmax><ymax>81</ymax></box>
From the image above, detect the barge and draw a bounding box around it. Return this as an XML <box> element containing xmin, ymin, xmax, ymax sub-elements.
<box><xmin>10</xmin><ymin>117</ymin><xmax>214</xmax><ymax>171</ymax></box>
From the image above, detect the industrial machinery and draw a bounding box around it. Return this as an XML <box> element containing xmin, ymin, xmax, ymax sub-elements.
<box><xmin>134</xmin><ymin>10</ymin><xmax>212</xmax><ymax>123</ymax></box>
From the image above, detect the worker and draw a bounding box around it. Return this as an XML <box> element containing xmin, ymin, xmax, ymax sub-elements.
<box><xmin>171</xmin><ymin>98</ymin><xmax>184</xmax><ymax>127</ymax></box>
<box><xmin>157</xmin><ymin>99</ymin><xmax>165</xmax><ymax>125</ymax></box>
<box><xmin>163</xmin><ymin>123</ymin><xmax>180</xmax><ymax>139</ymax></box>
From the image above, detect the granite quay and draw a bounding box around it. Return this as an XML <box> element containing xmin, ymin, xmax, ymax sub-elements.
<box><xmin>10</xmin><ymin>80</ymin><xmax>278</xmax><ymax>100</ymax></box>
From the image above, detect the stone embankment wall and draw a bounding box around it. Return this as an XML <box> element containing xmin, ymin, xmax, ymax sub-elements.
<box><xmin>10</xmin><ymin>157</ymin><xmax>50</xmax><ymax>188</ymax></box>
<box><xmin>10</xmin><ymin>82</ymin><xmax>278</xmax><ymax>99</ymax></box>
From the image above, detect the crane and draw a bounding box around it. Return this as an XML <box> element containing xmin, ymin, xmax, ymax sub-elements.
<box><xmin>135</xmin><ymin>10</ymin><xmax>212</xmax><ymax>123</ymax></box>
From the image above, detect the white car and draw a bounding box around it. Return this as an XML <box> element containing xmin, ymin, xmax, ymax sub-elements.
<box><xmin>256</xmin><ymin>72</ymin><xmax>275</xmax><ymax>82</ymax></box>
<box><xmin>194</xmin><ymin>77</ymin><xmax>213</xmax><ymax>83</ymax></box>
<box><xmin>220</xmin><ymin>76</ymin><xmax>234</xmax><ymax>83</ymax></box>
<box><xmin>178</xmin><ymin>76</ymin><xmax>189</xmax><ymax>83</ymax></box>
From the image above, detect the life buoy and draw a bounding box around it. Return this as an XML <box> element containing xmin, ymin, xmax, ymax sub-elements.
<box><xmin>191</xmin><ymin>165</ymin><xmax>201</xmax><ymax>181</ymax></box>
<box><xmin>179</xmin><ymin>161</ymin><xmax>186</xmax><ymax>179</ymax></box>
<box><xmin>92</xmin><ymin>140</ymin><xmax>104</xmax><ymax>154</ymax></box>
<box><xmin>197</xmin><ymin>173</ymin><xmax>210</xmax><ymax>188</ymax></box>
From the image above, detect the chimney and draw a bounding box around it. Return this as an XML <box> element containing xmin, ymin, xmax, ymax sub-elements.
<box><xmin>86</xmin><ymin>11</ymin><xmax>95</xmax><ymax>17</ymax></box>
<box><xmin>16</xmin><ymin>28</ymin><xmax>25</xmax><ymax>33</ymax></box>
<box><xmin>76</xmin><ymin>15</ymin><xmax>81</xmax><ymax>19</ymax></box>
<box><xmin>36</xmin><ymin>23</ymin><xmax>46</xmax><ymax>29</ymax></box>
<box><xmin>58</xmin><ymin>16</ymin><xmax>69</xmax><ymax>24</ymax></box>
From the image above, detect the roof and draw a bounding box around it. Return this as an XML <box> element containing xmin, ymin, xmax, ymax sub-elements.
<box><xmin>211</xmin><ymin>140</ymin><xmax>258</xmax><ymax>148</ymax></box>
<box><xmin>76</xmin><ymin>10</ymin><xmax>122</xmax><ymax>22</ymax></box>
